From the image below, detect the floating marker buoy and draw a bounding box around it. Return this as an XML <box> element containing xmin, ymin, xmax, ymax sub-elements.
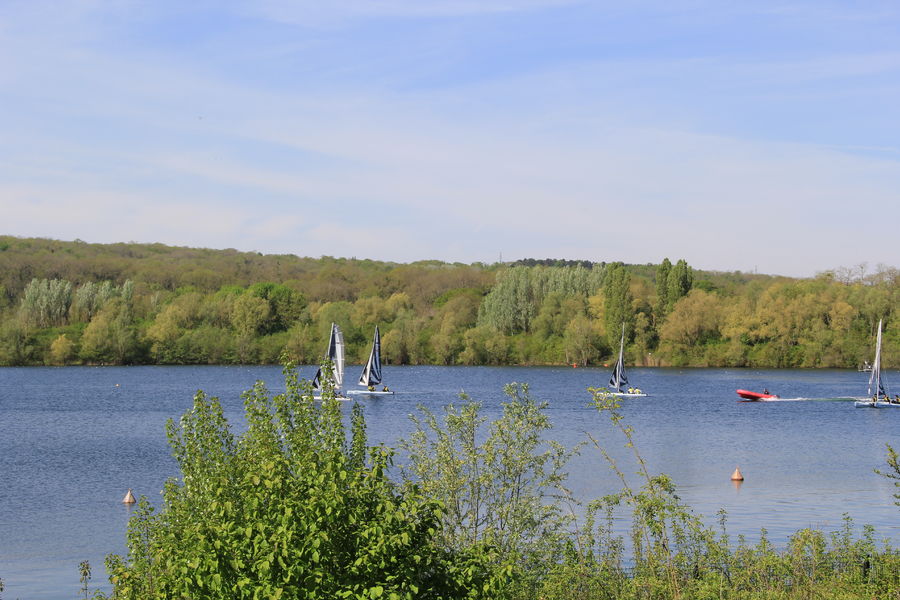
<box><xmin>122</xmin><ymin>489</ymin><xmax>136</xmax><ymax>504</ymax></box>
<box><xmin>730</xmin><ymin>467</ymin><xmax>744</xmax><ymax>481</ymax></box>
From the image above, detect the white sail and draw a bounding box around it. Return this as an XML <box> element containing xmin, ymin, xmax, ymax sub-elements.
<box><xmin>333</xmin><ymin>324</ymin><xmax>345</xmax><ymax>389</ymax></box>
<box><xmin>866</xmin><ymin>319</ymin><xmax>886</xmax><ymax>400</ymax></box>
<box><xmin>312</xmin><ymin>323</ymin><xmax>345</xmax><ymax>391</ymax></box>
<box><xmin>358</xmin><ymin>326</ymin><xmax>383</xmax><ymax>387</ymax></box>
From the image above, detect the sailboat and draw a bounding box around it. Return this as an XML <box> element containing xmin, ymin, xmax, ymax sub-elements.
<box><xmin>312</xmin><ymin>322</ymin><xmax>346</xmax><ymax>399</ymax></box>
<box><xmin>608</xmin><ymin>323</ymin><xmax>648</xmax><ymax>397</ymax></box>
<box><xmin>347</xmin><ymin>326</ymin><xmax>394</xmax><ymax>396</ymax></box>
<box><xmin>854</xmin><ymin>319</ymin><xmax>900</xmax><ymax>408</ymax></box>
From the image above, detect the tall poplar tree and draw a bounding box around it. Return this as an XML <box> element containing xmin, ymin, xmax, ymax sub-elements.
<box><xmin>655</xmin><ymin>258</ymin><xmax>673</xmax><ymax>323</ymax></box>
<box><xmin>603</xmin><ymin>262</ymin><xmax>633</xmax><ymax>349</ymax></box>
<box><xmin>666</xmin><ymin>259</ymin><xmax>694</xmax><ymax>313</ymax></box>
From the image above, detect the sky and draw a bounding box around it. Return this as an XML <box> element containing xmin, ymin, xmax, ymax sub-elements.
<box><xmin>2</xmin><ymin>1</ymin><xmax>899</xmax><ymax>277</ymax></box>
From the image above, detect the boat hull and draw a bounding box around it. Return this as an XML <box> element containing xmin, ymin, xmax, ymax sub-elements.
<box><xmin>854</xmin><ymin>400</ymin><xmax>900</xmax><ymax>408</ymax></box>
<box><xmin>611</xmin><ymin>392</ymin><xmax>649</xmax><ymax>397</ymax></box>
<box><xmin>736</xmin><ymin>389</ymin><xmax>779</xmax><ymax>401</ymax></box>
<box><xmin>313</xmin><ymin>394</ymin><xmax>350</xmax><ymax>402</ymax></box>
<box><xmin>347</xmin><ymin>390</ymin><xmax>395</xmax><ymax>396</ymax></box>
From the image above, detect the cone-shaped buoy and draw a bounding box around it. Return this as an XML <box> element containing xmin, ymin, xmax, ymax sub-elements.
<box><xmin>122</xmin><ymin>489</ymin><xmax>136</xmax><ymax>504</ymax></box>
<box><xmin>730</xmin><ymin>467</ymin><xmax>744</xmax><ymax>481</ymax></box>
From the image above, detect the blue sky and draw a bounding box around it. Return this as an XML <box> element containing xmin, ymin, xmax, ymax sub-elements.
<box><xmin>2</xmin><ymin>1</ymin><xmax>899</xmax><ymax>277</ymax></box>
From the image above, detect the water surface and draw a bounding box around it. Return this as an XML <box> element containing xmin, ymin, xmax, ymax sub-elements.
<box><xmin>1</xmin><ymin>366</ymin><xmax>898</xmax><ymax>598</ymax></box>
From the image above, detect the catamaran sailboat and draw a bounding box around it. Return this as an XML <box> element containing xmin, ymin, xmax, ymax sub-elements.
<box><xmin>855</xmin><ymin>319</ymin><xmax>900</xmax><ymax>408</ymax></box>
<box><xmin>608</xmin><ymin>323</ymin><xmax>648</xmax><ymax>397</ymax></box>
<box><xmin>312</xmin><ymin>322</ymin><xmax>346</xmax><ymax>399</ymax></box>
<box><xmin>347</xmin><ymin>326</ymin><xmax>394</xmax><ymax>396</ymax></box>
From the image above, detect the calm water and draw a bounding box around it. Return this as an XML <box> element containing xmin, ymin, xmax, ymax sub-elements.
<box><xmin>1</xmin><ymin>365</ymin><xmax>898</xmax><ymax>598</ymax></box>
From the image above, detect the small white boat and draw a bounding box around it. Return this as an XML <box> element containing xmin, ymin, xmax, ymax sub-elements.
<box><xmin>347</xmin><ymin>325</ymin><xmax>394</xmax><ymax>396</ymax></box>
<box><xmin>312</xmin><ymin>322</ymin><xmax>348</xmax><ymax>400</ymax></box>
<box><xmin>608</xmin><ymin>323</ymin><xmax>648</xmax><ymax>397</ymax></box>
<box><xmin>854</xmin><ymin>319</ymin><xmax>900</xmax><ymax>408</ymax></box>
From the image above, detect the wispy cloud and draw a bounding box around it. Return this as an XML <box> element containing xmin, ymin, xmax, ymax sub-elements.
<box><xmin>245</xmin><ymin>0</ymin><xmax>584</xmax><ymax>24</ymax></box>
<box><xmin>2</xmin><ymin>1</ymin><xmax>900</xmax><ymax>276</ymax></box>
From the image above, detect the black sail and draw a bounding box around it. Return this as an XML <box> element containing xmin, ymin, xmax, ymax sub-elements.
<box><xmin>608</xmin><ymin>323</ymin><xmax>629</xmax><ymax>392</ymax></box>
<box><xmin>359</xmin><ymin>326</ymin><xmax>383</xmax><ymax>386</ymax></box>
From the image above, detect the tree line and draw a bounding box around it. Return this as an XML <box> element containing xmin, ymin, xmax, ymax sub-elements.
<box><xmin>0</xmin><ymin>235</ymin><xmax>897</xmax><ymax>368</ymax></box>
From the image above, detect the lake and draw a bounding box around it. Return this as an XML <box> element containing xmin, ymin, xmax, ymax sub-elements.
<box><xmin>1</xmin><ymin>365</ymin><xmax>898</xmax><ymax>598</ymax></box>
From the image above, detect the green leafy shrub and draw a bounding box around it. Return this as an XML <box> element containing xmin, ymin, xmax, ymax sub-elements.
<box><xmin>103</xmin><ymin>364</ymin><xmax>509</xmax><ymax>599</ymax></box>
<box><xmin>401</xmin><ymin>383</ymin><xmax>577</xmax><ymax>595</ymax></box>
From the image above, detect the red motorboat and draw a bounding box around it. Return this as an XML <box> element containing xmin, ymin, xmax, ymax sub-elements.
<box><xmin>736</xmin><ymin>389</ymin><xmax>779</xmax><ymax>401</ymax></box>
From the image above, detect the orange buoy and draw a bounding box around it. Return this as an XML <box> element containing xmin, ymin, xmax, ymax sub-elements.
<box><xmin>572</xmin><ymin>363</ymin><xmax>577</xmax><ymax>368</ymax></box>
<box><xmin>730</xmin><ymin>467</ymin><xmax>744</xmax><ymax>481</ymax></box>
<box><xmin>122</xmin><ymin>489</ymin><xmax>136</xmax><ymax>504</ymax></box>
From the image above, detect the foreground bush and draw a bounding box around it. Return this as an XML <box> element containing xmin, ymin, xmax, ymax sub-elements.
<box><xmin>102</xmin><ymin>364</ymin><xmax>509</xmax><ymax>599</ymax></box>
<box><xmin>401</xmin><ymin>384</ymin><xmax>577</xmax><ymax>595</ymax></box>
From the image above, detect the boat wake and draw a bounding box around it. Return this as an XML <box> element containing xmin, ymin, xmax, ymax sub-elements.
<box><xmin>740</xmin><ymin>396</ymin><xmax>858</xmax><ymax>403</ymax></box>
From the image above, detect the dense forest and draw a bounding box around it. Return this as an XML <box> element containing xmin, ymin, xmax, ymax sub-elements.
<box><xmin>0</xmin><ymin>235</ymin><xmax>897</xmax><ymax>369</ymax></box>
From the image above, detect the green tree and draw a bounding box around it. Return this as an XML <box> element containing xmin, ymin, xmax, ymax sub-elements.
<box><xmin>48</xmin><ymin>333</ymin><xmax>76</xmax><ymax>365</ymax></box>
<box><xmin>603</xmin><ymin>263</ymin><xmax>633</xmax><ymax>350</ymax></box>
<box><xmin>401</xmin><ymin>384</ymin><xmax>575</xmax><ymax>588</ymax></box>
<box><xmin>248</xmin><ymin>282</ymin><xmax>307</xmax><ymax>333</ymax></box>
<box><xmin>72</xmin><ymin>280</ymin><xmax>121</xmax><ymax>322</ymax></box>
<box><xmin>145</xmin><ymin>293</ymin><xmax>205</xmax><ymax>362</ymax></box>
<box><xmin>19</xmin><ymin>278</ymin><xmax>73</xmax><ymax>328</ymax></box>
<box><xmin>876</xmin><ymin>444</ymin><xmax>900</xmax><ymax>507</ymax></box>
<box><xmin>654</xmin><ymin>257</ymin><xmax>672</xmax><ymax>323</ymax></box>
<box><xmin>79</xmin><ymin>299</ymin><xmax>137</xmax><ymax>364</ymax></box>
<box><xmin>665</xmin><ymin>259</ymin><xmax>693</xmax><ymax>313</ymax></box>
<box><xmin>563</xmin><ymin>314</ymin><xmax>601</xmax><ymax>366</ymax></box>
<box><xmin>230</xmin><ymin>293</ymin><xmax>271</xmax><ymax>363</ymax></box>
<box><xmin>0</xmin><ymin>318</ymin><xmax>30</xmax><ymax>365</ymax></box>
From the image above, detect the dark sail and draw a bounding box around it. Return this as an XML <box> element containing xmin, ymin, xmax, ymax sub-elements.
<box><xmin>608</xmin><ymin>323</ymin><xmax>629</xmax><ymax>392</ymax></box>
<box><xmin>608</xmin><ymin>356</ymin><xmax>628</xmax><ymax>391</ymax></box>
<box><xmin>359</xmin><ymin>326</ymin><xmax>384</xmax><ymax>386</ymax></box>
<box><xmin>311</xmin><ymin>366</ymin><xmax>323</xmax><ymax>390</ymax></box>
